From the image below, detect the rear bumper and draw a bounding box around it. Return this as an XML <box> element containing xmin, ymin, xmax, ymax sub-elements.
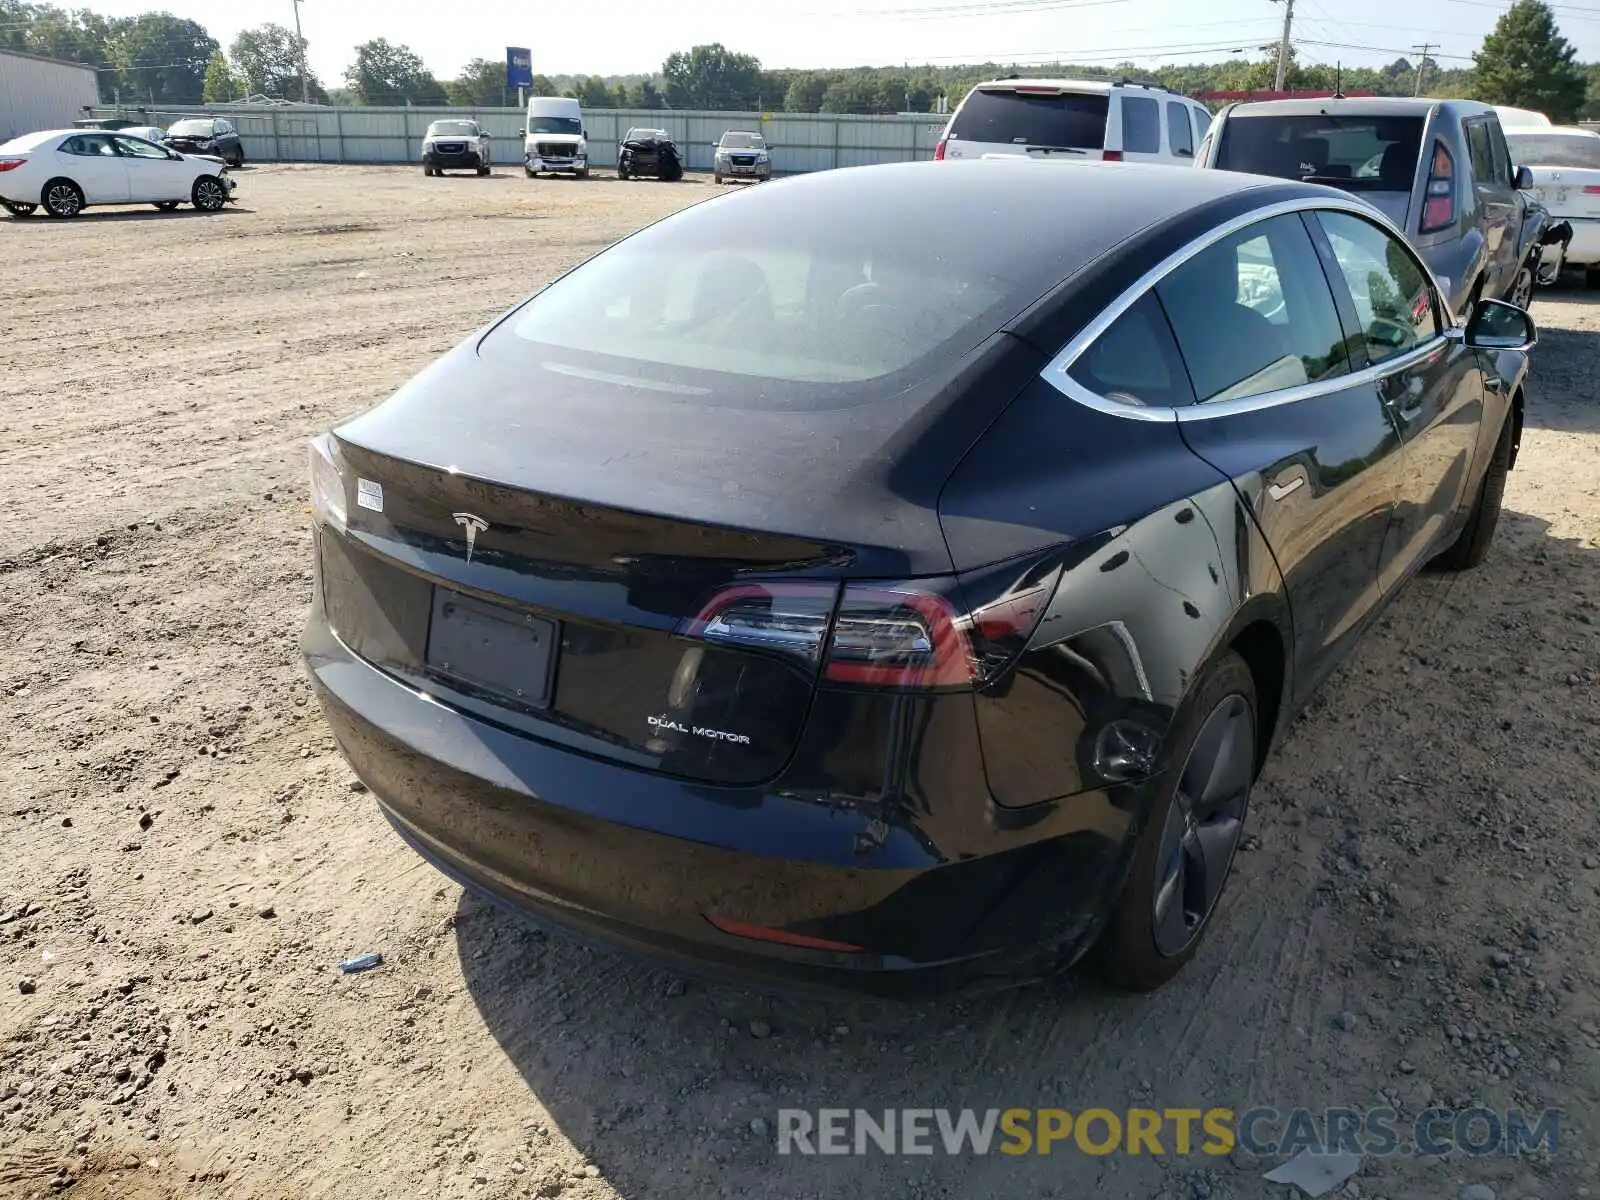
<box><xmin>1563</xmin><ymin>216</ymin><xmax>1600</xmax><ymax>265</ymax></box>
<box><xmin>303</xmin><ymin>606</ymin><xmax>1134</xmax><ymax>996</ymax></box>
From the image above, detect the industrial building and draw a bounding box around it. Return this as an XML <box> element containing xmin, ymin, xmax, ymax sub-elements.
<box><xmin>0</xmin><ymin>49</ymin><xmax>99</xmax><ymax>142</ymax></box>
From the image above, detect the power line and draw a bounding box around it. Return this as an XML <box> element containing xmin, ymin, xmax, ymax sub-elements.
<box><xmin>1293</xmin><ymin>37</ymin><xmax>1475</xmax><ymax>61</ymax></box>
<box><xmin>802</xmin><ymin>0</ymin><xmax>1129</xmax><ymax>18</ymax></box>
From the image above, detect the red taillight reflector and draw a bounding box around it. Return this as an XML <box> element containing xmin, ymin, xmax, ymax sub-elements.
<box><xmin>706</xmin><ymin>915</ymin><xmax>865</xmax><ymax>953</ymax></box>
<box><xmin>0</xmin><ymin>158</ymin><xmax>26</xmax><ymax>173</ymax></box>
<box><xmin>1420</xmin><ymin>141</ymin><xmax>1456</xmax><ymax>233</ymax></box>
<box><xmin>1422</xmin><ymin>195</ymin><xmax>1454</xmax><ymax>231</ymax></box>
<box><xmin>823</xmin><ymin>587</ymin><xmax>975</xmax><ymax>689</ymax></box>
<box><xmin>1584</xmin><ymin>185</ymin><xmax>1600</xmax><ymax>195</ymax></box>
<box><xmin>1102</xmin><ymin>149</ymin><xmax>1124</xmax><ymax>162</ymax></box>
<box><xmin>934</xmin><ymin>138</ymin><xmax>947</xmax><ymax>160</ymax></box>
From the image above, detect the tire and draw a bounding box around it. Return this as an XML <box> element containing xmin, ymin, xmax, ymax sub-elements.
<box><xmin>1431</xmin><ymin>406</ymin><xmax>1513</xmax><ymax>572</ymax></box>
<box><xmin>1587</xmin><ymin>266</ymin><xmax>1600</xmax><ymax>290</ymax></box>
<box><xmin>524</xmin><ymin>164</ymin><xmax>535</xmax><ymax>177</ymax></box>
<box><xmin>227</xmin><ymin>147</ymin><xmax>244</xmax><ymax>168</ymax></box>
<box><xmin>714</xmin><ymin>173</ymin><xmax>723</xmax><ymax>184</ymax></box>
<box><xmin>1508</xmin><ymin>261</ymin><xmax>1535</xmax><ymax>310</ymax></box>
<box><xmin>41</xmin><ymin>178</ymin><xmax>83</xmax><ymax>218</ymax></box>
<box><xmin>616</xmin><ymin>163</ymin><xmax>629</xmax><ymax>181</ymax></box>
<box><xmin>191</xmin><ymin>175</ymin><xmax>227</xmax><ymax>212</ymax></box>
<box><xmin>423</xmin><ymin>166</ymin><xmax>434</xmax><ymax>176</ymax></box>
<box><xmin>477</xmin><ymin>165</ymin><xmax>490</xmax><ymax>176</ymax></box>
<box><xmin>576</xmin><ymin>166</ymin><xmax>589</xmax><ymax>180</ymax></box>
<box><xmin>4</xmin><ymin>200</ymin><xmax>36</xmax><ymax>218</ymax></box>
<box><xmin>153</xmin><ymin>201</ymin><xmax>180</xmax><ymax>212</ymax></box>
<box><xmin>1091</xmin><ymin>649</ymin><xmax>1258</xmax><ymax>991</ymax></box>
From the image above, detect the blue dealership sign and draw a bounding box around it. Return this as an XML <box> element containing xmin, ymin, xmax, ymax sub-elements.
<box><xmin>507</xmin><ymin>47</ymin><xmax>533</xmax><ymax>89</ymax></box>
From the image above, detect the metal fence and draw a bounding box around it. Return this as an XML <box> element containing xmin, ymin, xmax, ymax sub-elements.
<box><xmin>89</xmin><ymin>103</ymin><xmax>950</xmax><ymax>173</ymax></box>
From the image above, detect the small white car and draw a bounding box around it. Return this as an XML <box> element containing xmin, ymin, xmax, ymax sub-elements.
<box><xmin>1506</xmin><ymin>124</ymin><xmax>1600</xmax><ymax>285</ymax></box>
<box><xmin>937</xmin><ymin>78</ymin><xmax>1213</xmax><ymax>166</ymax></box>
<box><xmin>0</xmin><ymin>129</ymin><xmax>235</xmax><ymax>218</ymax></box>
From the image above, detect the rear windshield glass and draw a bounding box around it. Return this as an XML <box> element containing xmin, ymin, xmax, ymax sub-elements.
<box><xmin>479</xmin><ymin>187</ymin><xmax>1047</xmax><ymax>407</ymax></box>
<box><xmin>167</xmin><ymin>119</ymin><xmax>216</xmax><ymax>137</ymax></box>
<box><xmin>1215</xmin><ymin>114</ymin><xmax>1425</xmax><ymax>191</ymax></box>
<box><xmin>1507</xmin><ymin>133</ymin><xmax>1600</xmax><ymax>169</ymax></box>
<box><xmin>949</xmin><ymin>89</ymin><xmax>1109</xmax><ymax>149</ymax></box>
<box><xmin>427</xmin><ymin>121</ymin><xmax>478</xmax><ymax>137</ymax></box>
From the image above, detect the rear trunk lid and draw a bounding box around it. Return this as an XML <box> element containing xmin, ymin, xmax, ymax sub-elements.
<box><xmin>1525</xmin><ymin>165</ymin><xmax>1600</xmax><ymax>219</ymax></box>
<box><xmin>321</xmin><ymin>331</ymin><xmax>1040</xmax><ymax>785</ymax></box>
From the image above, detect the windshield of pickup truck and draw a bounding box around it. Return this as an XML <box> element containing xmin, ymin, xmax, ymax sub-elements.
<box><xmin>1215</xmin><ymin>114</ymin><xmax>1425</xmax><ymax>192</ymax></box>
<box><xmin>1507</xmin><ymin>132</ymin><xmax>1600</xmax><ymax>170</ymax></box>
<box><xmin>528</xmin><ymin>117</ymin><xmax>582</xmax><ymax>136</ymax></box>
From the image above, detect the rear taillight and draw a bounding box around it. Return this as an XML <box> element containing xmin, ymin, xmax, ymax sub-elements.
<box><xmin>1584</xmin><ymin>185</ymin><xmax>1600</xmax><ymax>195</ymax></box>
<box><xmin>1420</xmin><ymin>142</ymin><xmax>1455</xmax><ymax>234</ymax></box>
<box><xmin>308</xmin><ymin>433</ymin><xmax>347</xmax><ymax>531</ymax></box>
<box><xmin>687</xmin><ymin>567</ymin><xmax>1061</xmax><ymax>691</ymax></box>
<box><xmin>1102</xmin><ymin>150</ymin><xmax>1124</xmax><ymax>162</ymax></box>
<box><xmin>0</xmin><ymin>158</ymin><xmax>26</xmax><ymax>172</ymax></box>
<box><xmin>934</xmin><ymin>138</ymin><xmax>947</xmax><ymax>161</ymax></box>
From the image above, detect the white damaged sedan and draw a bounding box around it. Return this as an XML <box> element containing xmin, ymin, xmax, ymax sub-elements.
<box><xmin>0</xmin><ymin>128</ymin><xmax>235</xmax><ymax>219</ymax></box>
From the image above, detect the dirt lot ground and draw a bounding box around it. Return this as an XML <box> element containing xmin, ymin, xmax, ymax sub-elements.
<box><xmin>1</xmin><ymin>164</ymin><xmax>1598</xmax><ymax>1200</ymax></box>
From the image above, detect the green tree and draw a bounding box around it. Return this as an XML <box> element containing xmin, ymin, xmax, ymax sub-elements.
<box><xmin>106</xmin><ymin>14</ymin><xmax>217</xmax><ymax>104</ymax></box>
<box><xmin>231</xmin><ymin>23</ymin><xmax>326</xmax><ymax>102</ymax></box>
<box><xmin>202</xmin><ymin>49</ymin><xmax>240</xmax><ymax>102</ymax></box>
<box><xmin>346</xmin><ymin>38</ymin><xmax>446</xmax><ymax>105</ymax></box>
<box><xmin>1473</xmin><ymin>0</ymin><xmax>1587</xmax><ymax>122</ymax></box>
<box><xmin>783</xmin><ymin>71</ymin><xmax>829</xmax><ymax>112</ymax></box>
<box><xmin>566</xmin><ymin>75</ymin><xmax>613</xmax><ymax>108</ymax></box>
<box><xmin>820</xmin><ymin>76</ymin><xmax>879</xmax><ymax>114</ymax></box>
<box><xmin>615</xmin><ymin>84</ymin><xmax>628</xmax><ymax>107</ymax></box>
<box><xmin>636</xmin><ymin>78</ymin><xmax>663</xmax><ymax>109</ymax></box>
<box><xmin>448</xmin><ymin>57</ymin><xmax>508</xmax><ymax>106</ymax></box>
<box><xmin>661</xmin><ymin>43</ymin><xmax>761</xmax><ymax>109</ymax></box>
<box><xmin>530</xmin><ymin>73</ymin><xmax>556</xmax><ymax>95</ymax></box>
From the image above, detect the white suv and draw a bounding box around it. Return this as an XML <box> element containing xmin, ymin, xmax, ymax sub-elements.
<box><xmin>936</xmin><ymin>78</ymin><xmax>1213</xmax><ymax>166</ymax></box>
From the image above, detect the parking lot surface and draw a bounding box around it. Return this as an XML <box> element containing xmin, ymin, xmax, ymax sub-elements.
<box><xmin>2</xmin><ymin>165</ymin><xmax>1599</xmax><ymax>1200</ymax></box>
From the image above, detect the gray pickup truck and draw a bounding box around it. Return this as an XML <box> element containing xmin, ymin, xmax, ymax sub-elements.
<box><xmin>1197</xmin><ymin>97</ymin><xmax>1549</xmax><ymax>315</ymax></box>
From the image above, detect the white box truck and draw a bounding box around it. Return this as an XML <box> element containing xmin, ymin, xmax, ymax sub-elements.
<box><xmin>524</xmin><ymin>96</ymin><xmax>588</xmax><ymax>178</ymax></box>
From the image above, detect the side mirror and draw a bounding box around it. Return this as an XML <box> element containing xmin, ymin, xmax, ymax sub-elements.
<box><xmin>1464</xmin><ymin>298</ymin><xmax>1537</xmax><ymax>350</ymax></box>
<box><xmin>1514</xmin><ymin>164</ymin><xmax>1534</xmax><ymax>190</ymax></box>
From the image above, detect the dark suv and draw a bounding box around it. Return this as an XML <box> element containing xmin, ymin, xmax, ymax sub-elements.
<box><xmin>1198</xmin><ymin>98</ymin><xmax>1545</xmax><ymax>313</ymax></box>
<box><xmin>616</xmin><ymin>128</ymin><xmax>682</xmax><ymax>181</ymax></box>
<box><xmin>164</xmin><ymin>117</ymin><xmax>244</xmax><ymax>168</ymax></box>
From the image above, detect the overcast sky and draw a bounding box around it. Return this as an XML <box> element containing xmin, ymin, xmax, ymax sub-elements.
<box><xmin>81</xmin><ymin>0</ymin><xmax>1600</xmax><ymax>84</ymax></box>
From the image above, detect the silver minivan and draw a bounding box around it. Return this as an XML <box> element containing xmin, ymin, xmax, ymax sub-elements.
<box><xmin>936</xmin><ymin>78</ymin><xmax>1213</xmax><ymax>166</ymax></box>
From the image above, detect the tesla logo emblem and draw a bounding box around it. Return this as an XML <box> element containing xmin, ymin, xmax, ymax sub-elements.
<box><xmin>452</xmin><ymin>512</ymin><xmax>489</xmax><ymax>562</ymax></box>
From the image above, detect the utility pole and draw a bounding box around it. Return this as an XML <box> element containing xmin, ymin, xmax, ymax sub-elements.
<box><xmin>291</xmin><ymin>0</ymin><xmax>310</xmax><ymax>104</ymax></box>
<box><xmin>1272</xmin><ymin>0</ymin><xmax>1295</xmax><ymax>93</ymax></box>
<box><xmin>1412</xmin><ymin>43</ymin><xmax>1436</xmax><ymax>96</ymax></box>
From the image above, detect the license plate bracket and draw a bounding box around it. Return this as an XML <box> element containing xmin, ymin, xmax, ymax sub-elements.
<box><xmin>426</xmin><ymin>589</ymin><xmax>556</xmax><ymax>708</ymax></box>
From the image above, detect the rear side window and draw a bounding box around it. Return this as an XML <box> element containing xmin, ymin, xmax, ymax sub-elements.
<box><xmin>1487</xmin><ymin>120</ymin><xmax>1512</xmax><ymax>184</ymax></box>
<box><xmin>1215</xmin><ymin>114</ymin><xmax>1424</xmax><ymax>191</ymax></box>
<box><xmin>949</xmin><ymin>89</ymin><xmax>1109</xmax><ymax>149</ymax></box>
<box><xmin>1121</xmin><ymin>96</ymin><xmax>1160</xmax><ymax>154</ymax></box>
<box><xmin>1315</xmin><ymin>211</ymin><xmax>1440</xmax><ymax>365</ymax></box>
<box><xmin>1168</xmin><ymin>102</ymin><xmax>1194</xmax><ymax>157</ymax></box>
<box><xmin>1157</xmin><ymin>215</ymin><xmax>1350</xmax><ymax>403</ymax></box>
<box><xmin>1194</xmin><ymin>107</ymin><xmax>1213</xmax><ymax>139</ymax></box>
<box><xmin>1465</xmin><ymin>119</ymin><xmax>1497</xmax><ymax>184</ymax></box>
<box><xmin>1067</xmin><ymin>293</ymin><xmax>1196</xmax><ymax>407</ymax></box>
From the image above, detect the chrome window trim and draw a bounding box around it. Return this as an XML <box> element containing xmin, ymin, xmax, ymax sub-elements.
<box><xmin>1040</xmin><ymin>194</ymin><xmax>1457</xmax><ymax>423</ymax></box>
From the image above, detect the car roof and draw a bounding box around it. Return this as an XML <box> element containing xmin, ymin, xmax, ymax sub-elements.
<box><xmin>1</xmin><ymin>129</ymin><xmax>76</xmax><ymax>150</ymax></box>
<box><xmin>721</xmin><ymin>130</ymin><xmax>762</xmax><ymax>136</ymax></box>
<box><xmin>1505</xmin><ymin>124</ymin><xmax>1600</xmax><ymax>139</ymax></box>
<box><xmin>971</xmin><ymin>77</ymin><xmax>1185</xmax><ymax>96</ymax></box>
<box><xmin>1225</xmin><ymin>96</ymin><xmax>1493</xmax><ymax>119</ymax></box>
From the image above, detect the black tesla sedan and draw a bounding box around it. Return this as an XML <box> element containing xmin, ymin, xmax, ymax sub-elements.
<box><xmin>305</xmin><ymin>161</ymin><xmax>1532</xmax><ymax>994</ymax></box>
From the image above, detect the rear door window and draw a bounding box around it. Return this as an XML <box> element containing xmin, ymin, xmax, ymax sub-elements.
<box><xmin>1168</xmin><ymin>101</ymin><xmax>1194</xmax><ymax>157</ymax></box>
<box><xmin>949</xmin><ymin>88</ymin><xmax>1109</xmax><ymax>149</ymax></box>
<box><xmin>1487</xmin><ymin>119</ymin><xmax>1513</xmax><ymax>185</ymax></box>
<box><xmin>1156</xmin><ymin>214</ymin><xmax>1351</xmax><ymax>403</ymax></box>
<box><xmin>1465</xmin><ymin>119</ymin><xmax>1497</xmax><ymax>184</ymax></box>
<box><xmin>1121</xmin><ymin>96</ymin><xmax>1160</xmax><ymax>154</ymax></box>
<box><xmin>1215</xmin><ymin>114</ymin><xmax>1425</xmax><ymax>191</ymax></box>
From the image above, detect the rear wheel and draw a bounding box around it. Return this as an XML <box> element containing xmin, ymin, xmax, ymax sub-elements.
<box><xmin>4</xmin><ymin>200</ymin><xmax>36</xmax><ymax>218</ymax></box>
<box><xmin>1431</xmin><ymin>406</ymin><xmax>1513</xmax><ymax>572</ymax></box>
<box><xmin>227</xmin><ymin>147</ymin><xmax>244</xmax><ymax>168</ymax></box>
<box><xmin>153</xmin><ymin>200</ymin><xmax>180</xmax><ymax>212</ymax></box>
<box><xmin>1509</xmin><ymin>261</ymin><xmax>1535</xmax><ymax>310</ymax></box>
<box><xmin>191</xmin><ymin>175</ymin><xmax>227</xmax><ymax>212</ymax></box>
<box><xmin>1092</xmin><ymin>650</ymin><xmax>1258</xmax><ymax>991</ymax></box>
<box><xmin>42</xmin><ymin>179</ymin><xmax>83</xmax><ymax>218</ymax></box>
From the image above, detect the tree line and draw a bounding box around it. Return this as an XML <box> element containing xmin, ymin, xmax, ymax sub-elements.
<box><xmin>1</xmin><ymin>0</ymin><xmax>1593</xmax><ymax>122</ymax></box>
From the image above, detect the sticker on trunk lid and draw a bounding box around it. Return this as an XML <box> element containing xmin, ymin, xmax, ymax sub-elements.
<box><xmin>357</xmin><ymin>478</ymin><xmax>384</xmax><ymax>512</ymax></box>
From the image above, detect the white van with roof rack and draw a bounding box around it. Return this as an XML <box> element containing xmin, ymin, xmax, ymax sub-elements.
<box><xmin>935</xmin><ymin>78</ymin><xmax>1213</xmax><ymax>166</ymax></box>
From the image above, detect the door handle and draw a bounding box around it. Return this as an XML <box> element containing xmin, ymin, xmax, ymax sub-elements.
<box><xmin>1484</xmin><ymin>375</ymin><xmax>1503</xmax><ymax>393</ymax></box>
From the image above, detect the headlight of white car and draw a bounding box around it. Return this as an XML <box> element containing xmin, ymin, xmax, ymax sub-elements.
<box><xmin>757</xmin><ymin>152</ymin><xmax>769</xmax><ymax>162</ymax></box>
<box><xmin>309</xmin><ymin>433</ymin><xmax>347</xmax><ymax>531</ymax></box>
